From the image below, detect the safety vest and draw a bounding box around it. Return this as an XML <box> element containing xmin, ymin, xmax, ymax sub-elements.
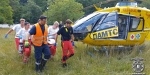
<box><xmin>32</xmin><ymin>23</ymin><xmax>48</xmax><ymax>46</ymax></box>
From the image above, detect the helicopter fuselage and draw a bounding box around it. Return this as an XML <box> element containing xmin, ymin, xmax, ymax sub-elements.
<box><xmin>73</xmin><ymin>6</ymin><xmax>150</xmax><ymax>46</ymax></box>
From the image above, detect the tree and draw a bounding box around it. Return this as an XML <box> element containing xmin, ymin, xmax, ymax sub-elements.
<box><xmin>75</xmin><ymin>0</ymin><xmax>102</xmax><ymax>15</ymax></box>
<box><xmin>9</xmin><ymin>0</ymin><xmax>23</xmax><ymax>23</ymax></box>
<box><xmin>19</xmin><ymin>0</ymin><xmax>28</xmax><ymax>5</ymax></box>
<box><xmin>9</xmin><ymin>0</ymin><xmax>43</xmax><ymax>24</ymax></box>
<box><xmin>139</xmin><ymin>0</ymin><xmax>150</xmax><ymax>9</ymax></box>
<box><xmin>21</xmin><ymin>0</ymin><xmax>42</xmax><ymax>23</ymax></box>
<box><xmin>44</xmin><ymin>0</ymin><xmax>84</xmax><ymax>24</ymax></box>
<box><xmin>0</xmin><ymin>0</ymin><xmax>13</xmax><ymax>24</ymax></box>
<box><xmin>33</xmin><ymin>0</ymin><xmax>48</xmax><ymax>12</ymax></box>
<box><xmin>76</xmin><ymin>0</ymin><xmax>119</xmax><ymax>15</ymax></box>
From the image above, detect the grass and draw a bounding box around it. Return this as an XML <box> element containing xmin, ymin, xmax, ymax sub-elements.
<box><xmin>0</xmin><ymin>28</ymin><xmax>150</xmax><ymax>75</ymax></box>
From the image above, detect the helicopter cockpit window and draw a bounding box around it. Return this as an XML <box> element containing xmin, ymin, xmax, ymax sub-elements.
<box><xmin>130</xmin><ymin>17</ymin><xmax>143</xmax><ymax>31</ymax></box>
<box><xmin>74</xmin><ymin>12</ymin><xmax>106</xmax><ymax>32</ymax></box>
<box><xmin>115</xmin><ymin>2</ymin><xmax>137</xmax><ymax>7</ymax></box>
<box><xmin>74</xmin><ymin>12</ymin><xmax>99</xmax><ymax>26</ymax></box>
<box><xmin>93</xmin><ymin>12</ymin><xmax>117</xmax><ymax>31</ymax></box>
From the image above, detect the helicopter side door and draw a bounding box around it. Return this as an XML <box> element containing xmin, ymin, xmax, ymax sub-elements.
<box><xmin>118</xmin><ymin>15</ymin><xmax>129</xmax><ymax>39</ymax></box>
<box><xmin>90</xmin><ymin>12</ymin><xmax>119</xmax><ymax>40</ymax></box>
<box><xmin>127</xmin><ymin>16</ymin><xmax>145</xmax><ymax>43</ymax></box>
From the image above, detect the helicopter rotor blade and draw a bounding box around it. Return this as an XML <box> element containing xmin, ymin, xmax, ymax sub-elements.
<box><xmin>79</xmin><ymin>0</ymin><xmax>148</xmax><ymax>11</ymax></box>
<box><xmin>80</xmin><ymin>0</ymin><xmax>116</xmax><ymax>11</ymax></box>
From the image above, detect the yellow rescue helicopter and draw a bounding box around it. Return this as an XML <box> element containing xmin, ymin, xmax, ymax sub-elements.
<box><xmin>73</xmin><ymin>0</ymin><xmax>150</xmax><ymax>48</ymax></box>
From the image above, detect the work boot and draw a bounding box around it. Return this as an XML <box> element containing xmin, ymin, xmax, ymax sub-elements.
<box><xmin>35</xmin><ymin>64</ymin><xmax>42</xmax><ymax>73</ymax></box>
<box><xmin>62</xmin><ymin>63</ymin><xmax>67</xmax><ymax>68</ymax></box>
<box><xmin>39</xmin><ymin>59</ymin><xmax>47</xmax><ymax>71</ymax></box>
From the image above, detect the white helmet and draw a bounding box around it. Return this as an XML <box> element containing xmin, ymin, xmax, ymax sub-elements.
<box><xmin>48</xmin><ymin>39</ymin><xmax>55</xmax><ymax>44</ymax></box>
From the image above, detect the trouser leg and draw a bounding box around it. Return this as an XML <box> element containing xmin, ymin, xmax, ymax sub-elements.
<box><xmin>62</xmin><ymin>41</ymin><xmax>68</xmax><ymax>63</ymax></box>
<box><xmin>67</xmin><ymin>41</ymin><xmax>74</xmax><ymax>58</ymax></box>
<box><xmin>43</xmin><ymin>44</ymin><xmax>51</xmax><ymax>60</ymax></box>
<box><xmin>15</xmin><ymin>38</ymin><xmax>19</xmax><ymax>51</ymax></box>
<box><xmin>40</xmin><ymin>44</ymin><xmax>50</xmax><ymax>70</ymax></box>
<box><xmin>34</xmin><ymin>46</ymin><xmax>42</xmax><ymax>72</ymax></box>
<box><xmin>50</xmin><ymin>46</ymin><xmax>56</xmax><ymax>56</ymax></box>
<box><xmin>39</xmin><ymin>58</ymin><xmax>47</xmax><ymax>71</ymax></box>
<box><xmin>35</xmin><ymin>62</ymin><xmax>41</xmax><ymax>72</ymax></box>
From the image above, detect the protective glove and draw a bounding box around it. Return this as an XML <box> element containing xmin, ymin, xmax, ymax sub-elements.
<box><xmin>4</xmin><ymin>34</ymin><xmax>8</xmax><ymax>38</ymax></box>
<box><xmin>54</xmin><ymin>43</ymin><xmax>57</xmax><ymax>46</ymax></box>
<box><xmin>72</xmin><ymin>41</ymin><xmax>74</xmax><ymax>46</ymax></box>
<box><xmin>24</xmin><ymin>40</ymin><xmax>29</xmax><ymax>48</ymax></box>
<box><xmin>18</xmin><ymin>36</ymin><xmax>22</xmax><ymax>39</ymax></box>
<box><xmin>48</xmin><ymin>34</ymin><xmax>51</xmax><ymax>36</ymax></box>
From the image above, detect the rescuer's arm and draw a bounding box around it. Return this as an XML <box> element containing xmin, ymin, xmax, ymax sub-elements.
<box><xmin>55</xmin><ymin>34</ymin><xmax>58</xmax><ymax>43</ymax></box>
<box><xmin>55</xmin><ymin>27</ymin><xmax>62</xmax><ymax>43</ymax></box>
<box><xmin>5</xmin><ymin>25</ymin><xmax>18</xmax><ymax>38</ymax></box>
<box><xmin>5</xmin><ymin>29</ymin><xmax>14</xmax><ymax>38</ymax></box>
<box><xmin>71</xmin><ymin>34</ymin><xmax>75</xmax><ymax>46</ymax></box>
<box><xmin>25</xmin><ymin>32</ymin><xmax>31</xmax><ymax>47</ymax></box>
<box><xmin>26</xmin><ymin>32</ymin><xmax>31</xmax><ymax>41</ymax></box>
<box><xmin>6</xmin><ymin>29</ymin><xmax>14</xmax><ymax>35</ymax></box>
<box><xmin>70</xmin><ymin>27</ymin><xmax>74</xmax><ymax>46</ymax></box>
<box><xmin>25</xmin><ymin>25</ymin><xmax>36</xmax><ymax>47</ymax></box>
<box><xmin>71</xmin><ymin>34</ymin><xmax>74</xmax><ymax>42</ymax></box>
<box><xmin>70</xmin><ymin>27</ymin><xmax>74</xmax><ymax>41</ymax></box>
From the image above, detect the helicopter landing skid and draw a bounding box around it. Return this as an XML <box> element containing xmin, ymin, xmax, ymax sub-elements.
<box><xmin>93</xmin><ymin>46</ymin><xmax>109</xmax><ymax>57</ymax></box>
<box><xmin>136</xmin><ymin>45</ymin><xmax>145</xmax><ymax>54</ymax></box>
<box><xmin>92</xmin><ymin>45</ymin><xmax>145</xmax><ymax>57</ymax></box>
